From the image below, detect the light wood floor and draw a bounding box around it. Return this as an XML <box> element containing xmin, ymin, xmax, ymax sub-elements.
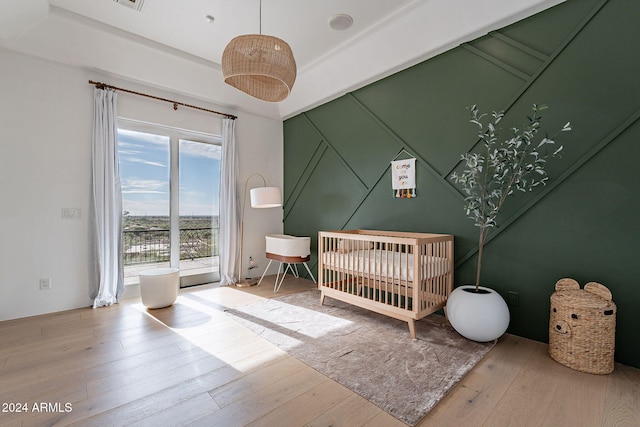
<box><xmin>1</xmin><ymin>278</ymin><xmax>639</xmax><ymax>427</ymax></box>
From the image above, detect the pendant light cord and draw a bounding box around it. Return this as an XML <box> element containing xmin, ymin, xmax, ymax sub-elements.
<box><xmin>259</xmin><ymin>0</ymin><xmax>262</xmax><ymax>35</ymax></box>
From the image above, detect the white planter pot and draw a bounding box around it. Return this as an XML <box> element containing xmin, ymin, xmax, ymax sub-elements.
<box><xmin>446</xmin><ymin>285</ymin><xmax>510</xmax><ymax>342</ymax></box>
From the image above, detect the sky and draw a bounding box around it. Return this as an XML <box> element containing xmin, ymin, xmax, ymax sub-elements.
<box><xmin>118</xmin><ymin>129</ymin><xmax>221</xmax><ymax>216</ymax></box>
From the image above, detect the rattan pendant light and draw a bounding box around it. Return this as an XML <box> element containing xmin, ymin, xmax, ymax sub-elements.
<box><xmin>221</xmin><ymin>1</ymin><xmax>296</xmax><ymax>102</ymax></box>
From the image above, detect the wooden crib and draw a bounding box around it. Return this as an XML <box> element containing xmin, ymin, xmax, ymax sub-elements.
<box><xmin>318</xmin><ymin>230</ymin><xmax>454</xmax><ymax>339</ymax></box>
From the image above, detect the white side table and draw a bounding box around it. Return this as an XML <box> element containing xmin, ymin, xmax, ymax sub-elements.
<box><xmin>139</xmin><ymin>267</ymin><xmax>179</xmax><ymax>309</ymax></box>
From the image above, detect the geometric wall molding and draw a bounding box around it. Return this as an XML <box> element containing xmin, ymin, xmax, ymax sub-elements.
<box><xmin>284</xmin><ymin>0</ymin><xmax>640</xmax><ymax>368</ymax></box>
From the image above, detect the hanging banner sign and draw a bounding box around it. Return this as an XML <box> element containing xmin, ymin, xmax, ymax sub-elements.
<box><xmin>390</xmin><ymin>157</ymin><xmax>416</xmax><ymax>198</ymax></box>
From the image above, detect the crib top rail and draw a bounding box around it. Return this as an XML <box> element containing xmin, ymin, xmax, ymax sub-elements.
<box><xmin>319</xmin><ymin>229</ymin><xmax>453</xmax><ymax>245</ymax></box>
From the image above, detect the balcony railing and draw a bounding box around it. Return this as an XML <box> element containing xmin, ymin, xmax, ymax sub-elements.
<box><xmin>123</xmin><ymin>227</ymin><xmax>219</xmax><ymax>266</ymax></box>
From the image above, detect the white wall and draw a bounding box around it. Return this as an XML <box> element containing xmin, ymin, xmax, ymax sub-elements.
<box><xmin>0</xmin><ymin>48</ymin><xmax>283</xmax><ymax>321</ymax></box>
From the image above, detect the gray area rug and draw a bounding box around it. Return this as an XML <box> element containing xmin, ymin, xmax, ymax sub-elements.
<box><xmin>225</xmin><ymin>290</ymin><xmax>495</xmax><ymax>426</ymax></box>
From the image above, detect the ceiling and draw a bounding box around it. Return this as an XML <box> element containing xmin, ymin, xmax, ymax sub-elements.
<box><xmin>0</xmin><ymin>0</ymin><xmax>563</xmax><ymax>120</ymax></box>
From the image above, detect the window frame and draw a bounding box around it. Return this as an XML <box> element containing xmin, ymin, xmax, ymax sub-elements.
<box><xmin>118</xmin><ymin>118</ymin><xmax>222</xmax><ymax>287</ymax></box>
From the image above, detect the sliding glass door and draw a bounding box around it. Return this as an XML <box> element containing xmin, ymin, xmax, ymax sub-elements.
<box><xmin>118</xmin><ymin>121</ymin><xmax>221</xmax><ymax>287</ymax></box>
<box><xmin>177</xmin><ymin>138</ymin><xmax>220</xmax><ymax>286</ymax></box>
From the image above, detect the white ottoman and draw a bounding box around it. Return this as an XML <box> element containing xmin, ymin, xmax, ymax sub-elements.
<box><xmin>139</xmin><ymin>267</ymin><xmax>179</xmax><ymax>309</ymax></box>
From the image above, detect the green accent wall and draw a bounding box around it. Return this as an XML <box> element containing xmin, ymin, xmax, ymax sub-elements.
<box><xmin>283</xmin><ymin>0</ymin><xmax>640</xmax><ymax>368</ymax></box>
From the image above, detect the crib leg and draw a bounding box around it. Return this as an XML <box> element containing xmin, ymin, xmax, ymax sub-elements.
<box><xmin>320</xmin><ymin>292</ymin><xmax>326</xmax><ymax>306</ymax></box>
<box><xmin>408</xmin><ymin>319</ymin><xmax>416</xmax><ymax>340</ymax></box>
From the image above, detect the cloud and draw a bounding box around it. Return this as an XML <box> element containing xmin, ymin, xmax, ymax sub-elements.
<box><xmin>118</xmin><ymin>129</ymin><xmax>168</xmax><ymax>146</ymax></box>
<box><xmin>122</xmin><ymin>190</ymin><xmax>164</xmax><ymax>194</ymax></box>
<box><xmin>118</xmin><ymin>149</ymin><xmax>143</xmax><ymax>155</ymax></box>
<box><xmin>121</xmin><ymin>178</ymin><xmax>168</xmax><ymax>194</ymax></box>
<box><xmin>118</xmin><ymin>130</ymin><xmax>169</xmax><ymax>167</ymax></box>
<box><xmin>180</xmin><ymin>140</ymin><xmax>221</xmax><ymax>160</ymax></box>
<box><xmin>121</xmin><ymin>156</ymin><xmax>166</xmax><ymax>167</ymax></box>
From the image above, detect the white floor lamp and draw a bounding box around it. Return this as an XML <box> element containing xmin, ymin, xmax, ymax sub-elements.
<box><xmin>237</xmin><ymin>173</ymin><xmax>282</xmax><ymax>287</ymax></box>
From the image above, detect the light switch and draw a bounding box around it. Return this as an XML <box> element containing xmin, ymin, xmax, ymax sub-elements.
<box><xmin>62</xmin><ymin>208</ymin><xmax>81</xmax><ymax>220</ymax></box>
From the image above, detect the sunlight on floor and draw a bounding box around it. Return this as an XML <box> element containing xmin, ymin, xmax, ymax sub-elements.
<box><xmin>231</xmin><ymin>300</ymin><xmax>354</xmax><ymax>341</ymax></box>
<box><xmin>131</xmin><ymin>286</ymin><xmax>287</xmax><ymax>373</ymax></box>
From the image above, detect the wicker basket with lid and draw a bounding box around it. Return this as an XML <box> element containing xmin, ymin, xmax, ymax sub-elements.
<box><xmin>549</xmin><ymin>278</ymin><xmax>616</xmax><ymax>374</ymax></box>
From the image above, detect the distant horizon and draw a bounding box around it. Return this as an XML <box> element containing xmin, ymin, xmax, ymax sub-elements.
<box><xmin>124</xmin><ymin>214</ymin><xmax>218</xmax><ymax>217</ymax></box>
<box><xmin>123</xmin><ymin>214</ymin><xmax>219</xmax><ymax>230</ymax></box>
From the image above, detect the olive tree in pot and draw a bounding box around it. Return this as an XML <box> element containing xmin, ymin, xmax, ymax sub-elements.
<box><xmin>447</xmin><ymin>104</ymin><xmax>571</xmax><ymax>342</ymax></box>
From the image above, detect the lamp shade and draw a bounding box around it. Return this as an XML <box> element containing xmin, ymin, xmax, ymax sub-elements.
<box><xmin>250</xmin><ymin>186</ymin><xmax>282</xmax><ymax>208</ymax></box>
<box><xmin>221</xmin><ymin>34</ymin><xmax>296</xmax><ymax>102</ymax></box>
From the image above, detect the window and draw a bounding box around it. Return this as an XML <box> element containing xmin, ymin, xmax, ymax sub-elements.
<box><xmin>118</xmin><ymin>120</ymin><xmax>221</xmax><ymax>287</ymax></box>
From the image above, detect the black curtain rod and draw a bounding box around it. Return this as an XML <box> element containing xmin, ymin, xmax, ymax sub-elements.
<box><xmin>88</xmin><ymin>80</ymin><xmax>237</xmax><ymax>120</ymax></box>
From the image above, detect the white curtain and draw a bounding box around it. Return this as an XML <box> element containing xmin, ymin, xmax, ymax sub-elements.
<box><xmin>92</xmin><ymin>88</ymin><xmax>124</xmax><ymax>307</ymax></box>
<box><xmin>219</xmin><ymin>118</ymin><xmax>240</xmax><ymax>285</ymax></box>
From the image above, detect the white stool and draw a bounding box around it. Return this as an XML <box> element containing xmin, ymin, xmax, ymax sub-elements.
<box><xmin>139</xmin><ymin>267</ymin><xmax>179</xmax><ymax>309</ymax></box>
<box><xmin>257</xmin><ymin>234</ymin><xmax>316</xmax><ymax>292</ymax></box>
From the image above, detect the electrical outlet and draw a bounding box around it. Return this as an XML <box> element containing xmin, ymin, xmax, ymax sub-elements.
<box><xmin>508</xmin><ymin>291</ymin><xmax>519</xmax><ymax>306</ymax></box>
<box><xmin>39</xmin><ymin>278</ymin><xmax>52</xmax><ymax>290</ymax></box>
